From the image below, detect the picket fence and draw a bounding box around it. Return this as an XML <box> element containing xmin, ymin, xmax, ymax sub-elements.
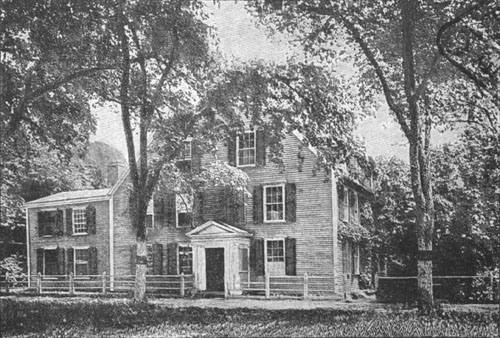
<box><xmin>0</xmin><ymin>272</ymin><xmax>193</xmax><ymax>296</ymax></box>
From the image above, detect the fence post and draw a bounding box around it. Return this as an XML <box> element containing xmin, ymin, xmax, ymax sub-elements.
<box><xmin>303</xmin><ymin>272</ymin><xmax>309</xmax><ymax>300</ymax></box>
<box><xmin>265</xmin><ymin>274</ymin><xmax>270</xmax><ymax>299</ymax></box>
<box><xmin>180</xmin><ymin>273</ymin><xmax>185</xmax><ymax>297</ymax></box>
<box><xmin>374</xmin><ymin>273</ymin><xmax>379</xmax><ymax>290</ymax></box>
<box><xmin>5</xmin><ymin>272</ymin><xmax>9</xmax><ymax>293</ymax></box>
<box><xmin>102</xmin><ymin>272</ymin><xmax>107</xmax><ymax>295</ymax></box>
<box><xmin>37</xmin><ymin>273</ymin><xmax>42</xmax><ymax>295</ymax></box>
<box><xmin>69</xmin><ymin>272</ymin><xmax>74</xmax><ymax>296</ymax></box>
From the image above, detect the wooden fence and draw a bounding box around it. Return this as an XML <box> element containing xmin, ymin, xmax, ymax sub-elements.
<box><xmin>0</xmin><ymin>273</ymin><xmax>193</xmax><ymax>296</ymax></box>
<box><xmin>240</xmin><ymin>273</ymin><xmax>339</xmax><ymax>299</ymax></box>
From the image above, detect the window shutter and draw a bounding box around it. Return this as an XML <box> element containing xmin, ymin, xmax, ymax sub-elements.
<box><xmin>193</xmin><ymin>191</ymin><xmax>204</xmax><ymax>225</ymax></box>
<box><xmin>36</xmin><ymin>248</ymin><xmax>44</xmax><ymax>274</ymax></box>
<box><xmin>191</xmin><ymin>139</ymin><xmax>202</xmax><ymax>173</ymax></box>
<box><xmin>227</xmin><ymin>132</ymin><xmax>236</xmax><ymax>166</ymax></box>
<box><xmin>57</xmin><ymin>247</ymin><xmax>65</xmax><ymax>275</ymax></box>
<box><xmin>37</xmin><ymin>212</ymin><xmax>46</xmax><ymax>237</ymax></box>
<box><xmin>165</xmin><ymin>193</ymin><xmax>176</xmax><ymax>227</ymax></box>
<box><xmin>152</xmin><ymin>243</ymin><xmax>163</xmax><ymax>275</ymax></box>
<box><xmin>66</xmin><ymin>209</ymin><xmax>73</xmax><ymax>236</ymax></box>
<box><xmin>89</xmin><ymin>247</ymin><xmax>98</xmax><ymax>275</ymax></box>
<box><xmin>154</xmin><ymin>196</ymin><xmax>164</xmax><ymax>227</ymax></box>
<box><xmin>250</xmin><ymin>238</ymin><xmax>265</xmax><ymax>276</ymax></box>
<box><xmin>86</xmin><ymin>205</ymin><xmax>97</xmax><ymax>234</ymax></box>
<box><xmin>256</xmin><ymin>130</ymin><xmax>266</xmax><ymax>166</ymax></box>
<box><xmin>285</xmin><ymin>183</ymin><xmax>296</xmax><ymax>222</ymax></box>
<box><xmin>253</xmin><ymin>186</ymin><xmax>263</xmax><ymax>224</ymax></box>
<box><xmin>338</xmin><ymin>185</ymin><xmax>345</xmax><ymax>221</ymax></box>
<box><xmin>130</xmin><ymin>244</ymin><xmax>137</xmax><ymax>275</ymax></box>
<box><xmin>285</xmin><ymin>237</ymin><xmax>297</xmax><ymax>276</ymax></box>
<box><xmin>166</xmin><ymin>242</ymin><xmax>178</xmax><ymax>275</ymax></box>
<box><xmin>342</xmin><ymin>241</ymin><xmax>348</xmax><ymax>276</ymax></box>
<box><xmin>55</xmin><ymin>210</ymin><xmax>64</xmax><ymax>237</ymax></box>
<box><xmin>67</xmin><ymin>248</ymin><xmax>74</xmax><ymax>275</ymax></box>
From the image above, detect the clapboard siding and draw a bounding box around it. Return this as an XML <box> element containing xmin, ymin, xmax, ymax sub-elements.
<box><xmin>28</xmin><ymin>200</ymin><xmax>110</xmax><ymax>276</ymax></box>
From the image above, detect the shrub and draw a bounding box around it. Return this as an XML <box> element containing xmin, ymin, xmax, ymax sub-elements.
<box><xmin>0</xmin><ymin>254</ymin><xmax>25</xmax><ymax>285</ymax></box>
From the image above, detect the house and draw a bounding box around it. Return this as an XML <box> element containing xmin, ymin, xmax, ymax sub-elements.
<box><xmin>25</xmin><ymin>130</ymin><xmax>373</xmax><ymax>295</ymax></box>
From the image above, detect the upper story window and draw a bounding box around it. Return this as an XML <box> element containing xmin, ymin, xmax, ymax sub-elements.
<box><xmin>180</xmin><ymin>140</ymin><xmax>192</xmax><ymax>160</ymax></box>
<box><xmin>237</xmin><ymin>131</ymin><xmax>256</xmax><ymax>167</ymax></box>
<box><xmin>264</xmin><ymin>184</ymin><xmax>285</xmax><ymax>222</ymax></box>
<box><xmin>176</xmin><ymin>194</ymin><xmax>193</xmax><ymax>227</ymax></box>
<box><xmin>338</xmin><ymin>185</ymin><xmax>359</xmax><ymax>225</ymax></box>
<box><xmin>73</xmin><ymin>209</ymin><xmax>87</xmax><ymax>234</ymax></box>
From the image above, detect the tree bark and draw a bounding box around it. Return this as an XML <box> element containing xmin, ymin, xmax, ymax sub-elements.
<box><xmin>134</xmin><ymin>239</ymin><xmax>147</xmax><ymax>302</ymax></box>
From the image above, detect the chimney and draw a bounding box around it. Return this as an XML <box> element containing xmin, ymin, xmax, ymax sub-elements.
<box><xmin>107</xmin><ymin>161</ymin><xmax>125</xmax><ymax>187</ymax></box>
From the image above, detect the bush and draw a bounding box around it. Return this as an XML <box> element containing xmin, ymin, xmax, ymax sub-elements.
<box><xmin>0</xmin><ymin>254</ymin><xmax>25</xmax><ymax>285</ymax></box>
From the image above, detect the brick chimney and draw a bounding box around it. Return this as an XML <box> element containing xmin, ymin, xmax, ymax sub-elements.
<box><xmin>107</xmin><ymin>161</ymin><xmax>125</xmax><ymax>187</ymax></box>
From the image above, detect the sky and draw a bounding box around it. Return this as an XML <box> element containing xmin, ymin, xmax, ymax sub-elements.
<box><xmin>91</xmin><ymin>2</ymin><xmax>456</xmax><ymax>162</ymax></box>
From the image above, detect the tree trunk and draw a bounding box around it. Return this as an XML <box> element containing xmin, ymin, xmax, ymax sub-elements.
<box><xmin>134</xmin><ymin>239</ymin><xmax>147</xmax><ymax>301</ymax></box>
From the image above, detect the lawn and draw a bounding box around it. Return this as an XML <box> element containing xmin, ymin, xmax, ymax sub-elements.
<box><xmin>1</xmin><ymin>298</ymin><xmax>498</xmax><ymax>337</ymax></box>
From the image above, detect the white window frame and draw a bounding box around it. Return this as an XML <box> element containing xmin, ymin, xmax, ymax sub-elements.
<box><xmin>341</xmin><ymin>186</ymin><xmax>349</xmax><ymax>222</ymax></box>
<box><xmin>178</xmin><ymin>244</ymin><xmax>193</xmax><ymax>275</ymax></box>
<box><xmin>176</xmin><ymin>193</ymin><xmax>193</xmax><ymax>228</ymax></box>
<box><xmin>73</xmin><ymin>246</ymin><xmax>90</xmax><ymax>277</ymax></box>
<box><xmin>72</xmin><ymin>207</ymin><xmax>88</xmax><ymax>235</ymax></box>
<box><xmin>354</xmin><ymin>243</ymin><xmax>360</xmax><ymax>275</ymax></box>
<box><xmin>236</xmin><ymin>130</ymin><xmax>256</xmax><ymax>167</ymax></box>
<box><xmin>263</xmin><ymin>184</ymin><xmax>286</xmax><ymax>223</ymax></box>
<box><xmin>239</xmin><ymin>245</ymin><xmax>250</xmax><ymax>284</ymax></box>
<box><xmin>264</xmin><ymin>239</ymin><xmax>285</xmax><ymax>275</ymax></box>
<box><xmin>348</xmin><ymin>190</ymin><xmax>359</xmax><ymax>225</ymax></box>
<box><xmin>180</xmin><ymin>140</ymin><xmax>192</xmax><ymax>160</ymax></box>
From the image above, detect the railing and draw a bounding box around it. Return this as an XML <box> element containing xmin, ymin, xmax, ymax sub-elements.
<box><xmin>0</xmin><ymin>273</ymin><xmax>193</xmax><ymax>297</ymax></box>
<box><xmin>240</xmin><ymin>273</ymin><xmax>338</xmax><ymax>299</ymax></box>
<box><xmin>376</xmin><ymin>274</ymin><xmax>500</xmax><ymax>303</ymax></box>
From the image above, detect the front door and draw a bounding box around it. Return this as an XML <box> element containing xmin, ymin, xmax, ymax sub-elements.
<box><xmin>205</xmin><ymin>248</ymin><xmax>224</xmax><ymax>291</ymax></box>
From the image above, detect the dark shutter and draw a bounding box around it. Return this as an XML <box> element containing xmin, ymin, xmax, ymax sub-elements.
<box><xmin>360</xmin><ymin>245</ymin><xmax>366</xmax><ymax>274</ymax></box>
<box><xmin>89</xmin><ymin>247</ymin><xmax>98</xmax><ymax>275</ymax></box>
<box><xmin>253</xmin><ymin>186</ymin><xmax>263</xmax><ymax>224</ymax></box>
<box><xmin>152</xmin><ymin>243</ymin><xmax>163</xmax><ymax>275</ymax></box>
<box><xmin>37</xmin><ymin>212</ymin><xmax>46</xmax><ymax>237</ymax></box>
<box><xmin>191</xmin><ymin>139</ymin><xmax>202</xmax><ymax>173</ymax></box>
<box><xmin>86</xmin><ymin>205</ymin><xmax>96</xmax><ymax>234</ymax></box>
<box><xmin>154</xmin><ymin>196</ymin><xmax>164</xmax><ymax>228</ymax></box>
<box><xmin>227</xmin><ymin>132</ymin><xmax>236</xmax><ymax>166</ymax></box>
<box><xmin>130</xmin><ymin>244</ymin><xmax>137</xmax><ymax>275</ymax></box>
<box><xmin>165</xmin><ymin>193</ymin><xmax>176</xmax><ymax>227</ymax></box>
<box><xmin>193</xmin><ymin>191</ymin><xmax>204</xmax><ymax>225</ymax></box>
<box><xmin>167</xmin><ymin>242</ymin><xmax>178</xmax><ymax>275</ymax></box>
<box><xmin>57</xmin><ymin>247</ymin><xmax>65</xmax><ymax>275</ymax></box>
<box><xmin>67</xmin><ymin>248</ymin><xmax>74</xmax><ymax>275</ymax></box>
<box><xmin>66</xmin><ymin>209</ymin><xmax>73</xmax><ymax>236</ymax></box>
<box><xmin>55</xmin><ymin>210</ymin><xmax>64</xmax><ymax>236</ymax></box>
<box><xmin>250</xmin><ymin>238</ymin><xmax>265</xmax><ymax>276</ymax></box>
<box><xmin>285</xmin><ymin>183</ymin><xmax>296</xmax><ymax>222</ymax></box>
<box><xmin>338</xmin><ymin>184</ymin><xmax>345</xmax><ymax>221</ymax></box>
<box><xmin>256</xmin><ymin>130</ymin><xmax>266</xmax><ymax>166</ymax></box>
<box><xmin>36</xmin><ymin>248</ymin><xmax>44</xmax><ymax>274</ymax></box>
<box><xmin>285</xmin><ymin>237</ymin><xmax>296</xmax><ymax>276</ymax></box>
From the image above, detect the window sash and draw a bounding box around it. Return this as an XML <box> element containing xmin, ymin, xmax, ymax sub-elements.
<box><xmin>264</xmin><ymin>185</ymin><xmax>285</xmax><ymax>222</ymax></box>
<box><xmin>73</xmin><ymin>209</ymin><xmax>87</xmax><ymax>234</ymax></box>
<box><xmin>74</xmin><ymin>248</ymin><xmax>89</xmax><ymax>276</ymax></box>
<box><xmin>178</xmin><ymin>245</ymin><xmax>192</xmax><ymax>274</ymax></box>
<box><xmin>266</xmin><ymin>240</ymin><xmax>284</xmax><ymax>262</ymax></box>
<box><xmin>236</xmin><ymin>131</ymin><xmax>256</xmax><ymax>166</ymax></box>
<box><xmin>176</xmin><ymin>194</ymin><xmax>193</xmax><ymax>228</ymax></box>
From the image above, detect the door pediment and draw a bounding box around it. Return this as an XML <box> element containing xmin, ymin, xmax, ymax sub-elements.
<box><xmin>186</xmin><ymin>220</ymin><xmax>251</xmax><ymax>238</ymax></box>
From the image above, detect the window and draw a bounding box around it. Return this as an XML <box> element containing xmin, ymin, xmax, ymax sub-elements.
<box><xmin>147</xmin><ymin>244</ymin><xmax>153</xmax><ymax>274</ymax></box>
<box><xmin>236</xmin><ymin>131</ymin><xmax>256</xmax><ymax>167</ymax></box>
<box><xmin>266</xmin><ymin>240</ymin><xmax>284</xmax><ymax>262</ymax></box>
<box><xmin>176</xmin><ymin>194</ymin><xmax>193</xmax><ymax>227</ymax></box>
<box><xmin>39</xmin><ymin>210</ymin><xmax>58</xmax><ymax>236</ymax></box>
<box><xmin>178</xmin><ymin>245</ymin><xmax>192</xmax><ymax>274</ymax></box>
<box><xmin>264</xmin><ymin>185</ymin><xmax>285</xmax><ymax>222</ymax></box>
<box><xmin>348</xmin><ymin>190</ymin><xmax>359</xmax><ymax>225</ymax></box>
<box><xmin>180</xmin><ymin>140</ymin><xmax>192</xmax><ymax>160</ymax></box>
<box><xmin>73</xmin><ymin>209</ymin><xmax>87</xmax><ymax>234</ymax></box>
<box><xmin>146</xmin><ymin>198</ymin><xmax>154</xmax><ymax>229</ymax></box>
<box><xmin>44</xmin><ymin>249</ymin><xmax>58</xmax><ymax>275</ymax></box>
<box><xmin>74</xmin><ymin>248</ymin><xmax>89</xmax><ymax>276</ymax></box>
<box><xmin>239</xmin><ymin>247</ymin><xmax>249</xmax><ymax>273</ymax></box>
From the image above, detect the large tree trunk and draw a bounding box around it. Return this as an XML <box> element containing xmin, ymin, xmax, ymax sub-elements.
<box><xmin>134</xmin><ymin>238</ymin><xmax>148</xmax><ymax>302</ymax></box>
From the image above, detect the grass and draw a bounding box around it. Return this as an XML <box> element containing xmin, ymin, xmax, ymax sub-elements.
<box><xmin>1</xmin><ymin>298</ymin><xmax>498</xmax><ymax>337</ymax></box>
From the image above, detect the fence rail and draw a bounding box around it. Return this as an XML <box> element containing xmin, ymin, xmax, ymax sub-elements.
<box><xmin>0</xmin><ymin>272</ymin><xmax>193</xmax><ymax>296</ymax></box>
